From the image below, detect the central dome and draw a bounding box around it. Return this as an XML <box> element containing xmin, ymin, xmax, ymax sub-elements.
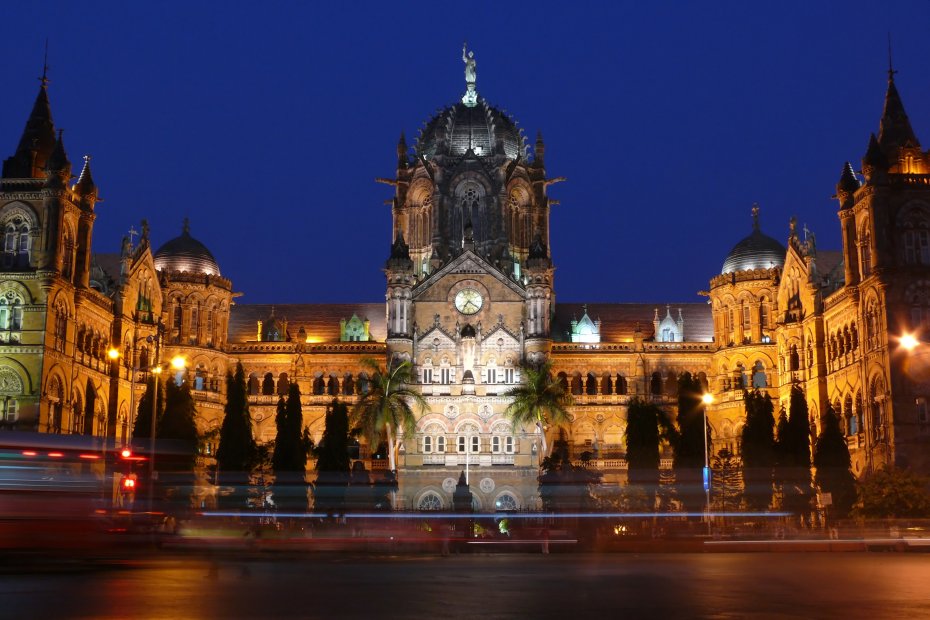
<box><xmin>153</xmin><ymin>220</ymin><xmax>221</xmax><ymax>276</ymax></box>
<box><xmin>721</xmin><ymin>215</ymin><xmax>786</xmax><ymax>274</ymax></box>
<box><xmin>415</xmin><ymin>99</ymin><xmax>526</xmax><ymax>160</ymax></box>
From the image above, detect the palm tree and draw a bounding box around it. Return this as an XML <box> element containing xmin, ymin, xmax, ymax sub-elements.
<box><xmin>351</xmin><ymin>357</ymin><xmax>428</xmax><ymax>474</ymax></box>
<box><xmin>503</xmin><ymin>361</ymin><xmax>573</xmax><ymax>459</ymax></box>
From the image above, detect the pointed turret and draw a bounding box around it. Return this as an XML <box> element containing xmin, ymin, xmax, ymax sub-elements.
<box><xmin>861</xmin><ymin>133</ymin><xmax>888</xmax><ymax>182</ymax></box>
<box><xmin>534</xmin><ymin>131</ymin><xmax>545</xmax><ymax>167</ymax></box>
<box><xmin>73</xmin><ymin>155</ymin><xmax>98</xmax><ymax>203</ymax></box>
<box><xmin>44</xmin><ymin>129</ymin><xmax>71</xmax><ymax>188</ymax></box>
<box><xmin>878</xmin><ymin>71</ymin><xmax>920</xmax><ymax>152</ymax></box>
<box><xmin>2</xmin><ymin>78</ymin><xmax>56</xmax><ymax>179</ymax></box>
<box><xmin>396</xmin><ymin>132</ymin><xmax>408</xmax><ymax>169</ymax></box>
<box><xmin>835</xmin><ymin>162</ymin><xmax>860</xmax><ymax>208</ymax></box>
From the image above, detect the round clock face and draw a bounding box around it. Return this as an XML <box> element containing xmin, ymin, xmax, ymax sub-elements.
<box><xmin>454</xmin><ymin>288</ymin><xmax>484</xmax><ymax>315</ymax></box>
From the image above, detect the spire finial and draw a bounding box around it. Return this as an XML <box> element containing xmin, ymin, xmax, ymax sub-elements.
<box><xmin>182</xmin><ymin>217</ymin><xmax>190</xmax><ymax>234</ymax></box>
<box><xmin>887</xmin><ymin>32</ymin><xmax>897</xmax><ymax>82</ymax></box>
<box><xmin>40</xmin><ymin>39</ymin><xmax>49</xmax><ymax>87</ymax></box>
<box><xmin>751</xmin><ymin>203</ymin><xmax>760</xmax><ymax>230</ymax></box>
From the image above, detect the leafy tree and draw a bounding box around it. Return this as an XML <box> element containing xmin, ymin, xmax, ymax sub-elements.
<box><xmin>741</xmin><ymin>390</ymin><xmax>776</xmax><ymax>511</ymax></box>
<box><xmin>673</xmin><ymin>372</ymin><xmax>709</xmax><ymax>512</ymax></box>
<box><xmin>351</xmin><ymin>357</ymin><xmax>428</xmax><ymax>474</ymax></box>
<box><xmin>215</xmin><ymin>363</ymin><xmax>257</xmax><ymax>508</ymax></box>
<box><xmin>273</xmin><ymin>383</ymin><xmax>309</xmax><ymax>511</ymax></box>
<box><xmin>503</xmin><ymin>360</ymin><xmax>573</xmax><ymax>458</ymax></box>
<box><xmin>313</xmin><ymin>399</ymin><xmax>351</xmax><ymax>515</ymax></box>
<box><xmin>776</xmin><ymin>384</ymin><xmax>813</xmax><ymax>519</ymax></box>
<box><xmin>624</xmin><ymin>397</ymin><xmax>676</xmax><ymax>505</ymax></box>
<box><xmin>856</xmin><ymin>467</ymin><xmax>930</xmax><ymax>518</ymax></box>
<box><xmin>813</xmin><ymin>403</ymin><xmax>857</xmax><ymax>519</ymax></box>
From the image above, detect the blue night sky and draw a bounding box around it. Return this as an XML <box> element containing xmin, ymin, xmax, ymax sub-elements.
<box><xmin>2</xmin><ymin>2</ymin><xmax>929</xmax><ymax>305</ymax></box>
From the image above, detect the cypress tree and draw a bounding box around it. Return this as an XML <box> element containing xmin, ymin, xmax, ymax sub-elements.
<box><xmin>155</xmin><ymin>379</ymin><xmax>200</xmax><ymax>510</ymax></box>
<box><xmin>813</xmin><ymin>403</ymin><xmax>857</xmax><ymax>520</ymax></box>
<box><xmin>777</xmin><ymin>384</ymin><xmax>813</xmax><ymax>520</ymax></box>
<box><xmin>272</xmin><ymin>383</ymin><xmax>308</xmax><ymax>511</ymax></box>
<box><xmin>132</xmin><ymin>376</ymin><xmax>165</xmax><ymax>441</ymax></box>
<box><xmin>673</xmin><ymin>372</ymin><xmax>709</xmax><ymax>512</ymax></box>
<box><xmin>625</xmin><ymin>397</ymin><xmax>676</xmax><ymax>508</ymax></box>
<box><xmin>741</xmin><ymin>390</ymin><xmax>776</xmax><ymax>511</ymax></box>
<box><xmin>215</xmin><ymin>363</ymin><xmax>256</xmax><ymax>509</ymax></box>
<box><xmin>313</xmin><ymin>399</ymin><xmax>351</xmax><ymax>515</ymax></box>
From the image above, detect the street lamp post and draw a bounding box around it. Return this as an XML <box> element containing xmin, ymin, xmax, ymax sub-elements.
<box><xmin>146</xmin><ymin>341</ymin><xmax>186</xmax><ymax>516</ymax></box>
<box><xmin>701</xmin><ymin>393</ymin><xmax>714</xmax><ymax>534</ymax></box>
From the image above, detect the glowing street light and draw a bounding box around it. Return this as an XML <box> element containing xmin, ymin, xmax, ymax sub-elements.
<box><xmin>900</xmin><ymin>332</ymin><xmax>919</xmax><ymax>352</ymax></box>
<box><xmin>108</xmin><ymin>347</ymin><xmax>120</xmax><ymax>360</ymax></box>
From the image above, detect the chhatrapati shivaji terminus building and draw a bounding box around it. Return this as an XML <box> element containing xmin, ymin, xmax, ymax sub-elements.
<box><xmin>2</xmin><ymin>50</ymin><xmax>930</xmax><ymax>510</ymax></box>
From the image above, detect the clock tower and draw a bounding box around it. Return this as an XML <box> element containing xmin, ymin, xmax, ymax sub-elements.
<box><xmin>381</xmin><ymin>49</ymin><xmax>557</xmax><ymax>510</ymax></box>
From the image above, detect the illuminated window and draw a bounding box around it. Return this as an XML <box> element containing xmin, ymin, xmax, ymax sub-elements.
<box><xmin>495</xmin><ymin>493</ymin><xmax>517</xmax><ymax>511</ymax></box>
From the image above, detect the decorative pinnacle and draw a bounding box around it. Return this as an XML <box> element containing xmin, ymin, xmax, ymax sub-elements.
<box><xmin>751</xmin><ymin>203</ymin><xmax>760</xmax><ymax>231</ymax></box>
<box><xmin>887</xmin><ymin>32</ymin><xmax>897</xmax><ymax>82</ymax></box>
<box><xmin>40</xmin><ymin>39</ymin><xmax>49</xmax><ymax>87</ymax></box>
<box><xmin>182</xmin><ymin>217</ymin><xmax>190</xmax><ymax>234</ymax></box>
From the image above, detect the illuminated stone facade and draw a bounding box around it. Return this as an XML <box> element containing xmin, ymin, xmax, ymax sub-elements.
<box><xmin>3</xmin><ymin>63</ymin><xmax>930</xmax><ymax>510</ymax></box>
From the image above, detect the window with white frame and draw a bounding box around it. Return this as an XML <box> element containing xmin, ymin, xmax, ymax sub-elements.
<box><xmin>440</xmin><ymin>367</ymin><xmax>453</xmax><ymax>384</ymax></box>
<box><xmin>491</xmin><ymin>435</ymin><xmax>501</xmax><ymax>453</ymax></box>
<box><xmin>423</xmin><ymin>435</ymin><xmax>433</xmax><ymax>453</ymax></box>
<box><xmin>436</xmin><ymin>435</ymin><xmax>446</xmax><ymax>453</ymax></box>
<box><xmin>1</xmin><ymin>397</ymin><xmax>17</xmax><ymax>422</ymax></box>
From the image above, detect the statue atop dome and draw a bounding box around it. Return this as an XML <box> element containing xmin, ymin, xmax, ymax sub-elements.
<box><xmin>462</xmin><ymin>42</ymin><xmax>477</xmax><ymax>107</ymax></box>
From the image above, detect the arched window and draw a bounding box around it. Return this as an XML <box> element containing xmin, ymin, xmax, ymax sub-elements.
<box><xmin>570</xmin><ymin>373</ymin><xmax>583</xmax><ymax>396</ymax></box>
<box><xmin>650</xmin><ymin>372</ymin><xmax>662</xmax><ymax>395</ymax></box>
<box><xmin>844</xmin><ymin>395</ymin><xmax>856</xmax><ymax>435</ymax></box>
<box><xmin>248</xmin><ymin>373</ymin><xmax>261</xmax><ymax>395</ymax></box>
<box><xmin>903</xmin><ymin>228</ymin><xmax>930</xmax><ymax>265</ymax></box>
<box><xmin>277</xmin><ymin>373</ymin><xmax>290</xmax><ymax>396</ymax></box>
<box><xmin>61</xmin><ymin>228</ymin><xmax>75</xmax><ymax>281</ymax></box>
<box><xmin>417</xmin><ymin>492</ymin><xmax>443</xmax><ymax>511</ymax></box>
<box><xmin>262</xmin><ymin>373</ymin><xmax>275</xmax><ymax>395</ymax></box>
<box><xmin>789</xmin><ymin>345</ymin><xmax>800</xmax><ymax>372</ymax></box>
<box><xmin>494</xmin><ymin>493</ymin><xmax>518</xmax><ymax>511</ymax></box>
<box><xmin>190</xmin><ymin>305</ymin><xmax>199</xmax><ymax>345</ymax></box>
<box><xmin>860</xmin><ymin>233</ymin><xmax>872</xmax><ymax>278</ymax></box>
<box><xmin>751</xmin><ymin>361</ymin><xmax>767</xmax><ymax>388</ymax></box>
<box><xmin>615</xmin><ymin>374</ymin><xmax>627</xmax><ymax>395</ymax></box>
<box><xmin>1</xmin><ymin>210</ymin><xmax>34</xmax><ymax>270</ymax></box>
<box><xmin>585</xmin><ymin>372</ymin><xmax>597</xmax><ymax>395</ymax></box>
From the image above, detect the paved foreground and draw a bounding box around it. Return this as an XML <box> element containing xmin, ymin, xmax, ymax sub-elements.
<box><xmin>3</xmin><ymin>552</ymin><xmax>930</xmax><ymax>619</ymax></box>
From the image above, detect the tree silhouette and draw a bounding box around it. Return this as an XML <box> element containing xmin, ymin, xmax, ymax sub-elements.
<box><xmin>813</xmin><ymin>403</ymin><xmax>856</xmax><ymax>520</ymax></box>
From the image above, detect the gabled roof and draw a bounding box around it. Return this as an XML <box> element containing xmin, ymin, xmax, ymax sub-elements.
<box><xmin>553</xmin><ymin>302</ymin><xmax>712</xmax><ymax>343</ymax></box>
<box><xmin>229</xmin><ymin>303</ymin><xmax>385</xmax><ymax>343</ymax></box>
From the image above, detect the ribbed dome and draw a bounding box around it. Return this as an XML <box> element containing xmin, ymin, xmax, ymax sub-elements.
<box><xmin>416</xmin><ymin>99</ymin><xmax>526</xmax><ymax>160</ymax></box>
<box><xmin>721</xmin><ymin>228</ymin><xmax>785</xmax><ymax>274</ymax></box>
<box><xmin>153</xmin><ymin>220</ymin><xmax>221</xmax><ymax>276</ymax></box>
